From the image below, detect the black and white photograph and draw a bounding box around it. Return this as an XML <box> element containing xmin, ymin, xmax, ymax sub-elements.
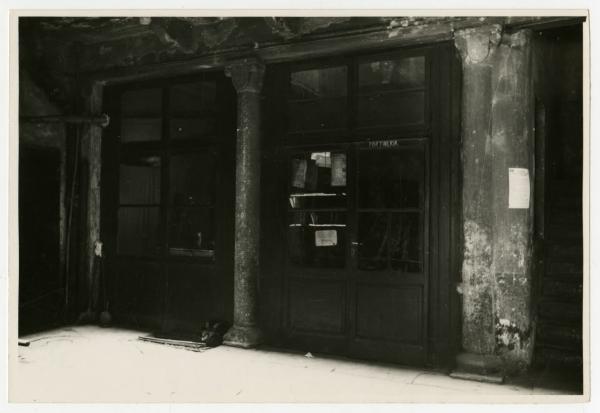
<box><xmin>3</xmin><ymin>2</ymin><xmax>595</xmax><ymax>410</ymax></box>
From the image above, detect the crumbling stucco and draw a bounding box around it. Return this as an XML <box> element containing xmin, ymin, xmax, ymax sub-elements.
<box><xmin>457</xmin><ymin>26</ymin><xmax>535</xmax><ymax>374</ymax></box>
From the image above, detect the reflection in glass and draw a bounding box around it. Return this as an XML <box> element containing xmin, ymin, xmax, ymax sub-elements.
<box><xmin>288</xmin><ymin>211</ymin><xmax>346</xmax><ymax>268</ymax></box>
<box><xmin>358</xmin><ymin>147</ymin><xmax>424</xmax><ymax>209</ymax></box>
<box><xmin>357</xmin><ymin>212</ymin><xmax>388</xmax><ymax>271</ymax></box>
<box><xmin>290</xmin><ymin>67</ymin><xmax>347</xmax><ymax>100</ymax></box>
<box><xmin>359</xmin><ymin>56</ymin><xmax>425</xmax><ymax>90</ymax></box>
<box><xmin>117</xmin><ymin>207</ymin><xmax>160</xmax><ymax>256</ymax></box>
<box><xmin>357</xmin><ymin>212</ymin><xmax>422</xmax><ymax>273</ymax></box>
<box><xmin>168</xmin><ymin>207</ymin><xmax>215</xmax><ymax>258</ymax></box>
<box><xmin>119</xmin><ymin>154</ymin><xmax>161</xmax><ymax>205</ymax></box>
<box><xmin>357</xmin><ymin>56</ymin><xmax>426</xmax><ymax>127</ymax></box>
<box><xmin>170</xmin><ymin>152</ymin><xmax>216</xmax><ymax>207</ymax></box>
<box><xmin>289</xmin><ymin>66</ymin><xmax>348</xmax><ymax>131</ymax></box>
<box><xmin>390</xmin><ymin>213</ymin><xmax>422</xmax><ymax>272</ymax></box>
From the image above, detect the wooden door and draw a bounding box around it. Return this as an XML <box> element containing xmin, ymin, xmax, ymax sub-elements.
<box><xmin>101</xmin><ymin>74</ymin><xmax>236</xmax><ymax>333</ymax></box>
<box><xmin>283</xmin><ymin>139</ymin><xmax>429</xmax><ymax>364</ymax></box>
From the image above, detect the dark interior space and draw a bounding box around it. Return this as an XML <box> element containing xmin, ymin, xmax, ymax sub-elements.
<box><xmin>18</xmin><ymin>145</ymin><xmax>63</xmax><ymax>334</ymax></box>
<box><xmin>533</xmin><ymin>23</ymin><xmax>583</xmax><ymax>390</ymax></box>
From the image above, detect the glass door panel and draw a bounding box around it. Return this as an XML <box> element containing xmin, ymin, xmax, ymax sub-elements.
<box><xmin>287</xmin><ymin>149</ymin><xmax>348</xmax><ymax>270</ymax></box>
<box><xmin>355</xmin><ymin>143</ymin><xmax>426</xmax><ymax>273</ymax></box>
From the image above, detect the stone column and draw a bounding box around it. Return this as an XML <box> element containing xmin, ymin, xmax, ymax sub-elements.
<box><xmin>223</xmin><ymin>57</ymin><xmax>266</xmax><ymax>348</ymax></box>
<box><xmin>453</xmin><ymin>26</ymin><xmax>536</xmax><ymax>380</ymax></box>
<box><xmin>489</xmin><ymin>29</ymin><xmax>535</xmax><ymax>373</ymax></box>
<box><xmin>453</xmin><ymin>25</ymin><xmax>504</xmax><ymax>380</ymax></box>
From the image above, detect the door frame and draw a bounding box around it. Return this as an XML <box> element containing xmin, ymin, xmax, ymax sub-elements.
<box><xmin>262</xmin><ymin>41</ymin><xmax>461</xmax><ymax>367</ymax></box>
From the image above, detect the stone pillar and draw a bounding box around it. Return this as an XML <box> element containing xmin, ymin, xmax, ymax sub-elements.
<box><xmin>489</xmin><ymin>29</ymin><xmax>535</xmax><ymax>373</ymax></box>
<box><xmin>453</xmin><ymin>26</ymin><xmax>535</xmax><ymax>380</ymax></box>
<box><xmin>453</xmin><ymin>25</ymin><xmax>503</xmax><ymax>381</ymax></box>
<box><xmin>223</xmin><ymin>58</ymin><xmax>265</xmax><ymax>348</ymax></box>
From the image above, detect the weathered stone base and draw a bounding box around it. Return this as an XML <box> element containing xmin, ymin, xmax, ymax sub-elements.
<box><xmin>450</xmin><ymin>352</ymin><xmax>505</xmax><ymax>384</ymax></box>
<box><xmin>223</xmin><ymin>325</ymin><xmax>263</xmax><ymax>349</ymax></box>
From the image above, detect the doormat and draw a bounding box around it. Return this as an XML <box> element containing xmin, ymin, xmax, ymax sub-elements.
<box><xmin>138</xmin><ymin>334</ymin><xmax>211</xmax><ymax>352</ymax></box>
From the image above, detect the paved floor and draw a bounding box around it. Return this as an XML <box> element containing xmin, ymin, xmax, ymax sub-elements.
<box><xmin>11</xmin><ymin>326</ymin><xmax>583</xmax><ymax>403</ymax></box>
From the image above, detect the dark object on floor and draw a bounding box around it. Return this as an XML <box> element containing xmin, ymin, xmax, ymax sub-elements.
<box><xmin>200</xmin><ymin>320</ymin><xmax>229</xmax><ymax>347</ymax></box>
<box><xmin>18</xmin><ymin>340</ymin><xmax>31</xmax><ymax>347</ymax></box>
<box><xmin>139</xmin><ymin>319</ymin><xmax>231</xmax><ymax>351</ymax></box>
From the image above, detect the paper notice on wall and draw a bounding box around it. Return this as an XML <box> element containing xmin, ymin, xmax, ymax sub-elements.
<box><xmin>315</xmin><ymin>230</ymin><xmax>337</xmax><ymax>247</ymax></box>
<box><xmin>291</xmin><ymin>158</ymin><xmax>307</xmax><ymax>188</ymax></box>
<box><xmin>508</xmin><ymin>168</ymin><xmax>530</xmax><ymax>209</ymax></box>
<box><xmin>331</xmin><ymin>153</ymin><xmax>347</xmax><ymax>187</ymax></box>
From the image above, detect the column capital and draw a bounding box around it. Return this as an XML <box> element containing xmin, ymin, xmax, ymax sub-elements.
<box><xmin>225</xmin><ymin>57</ymin><xmax>266</xmax><ymax>94</ymax></box>
<box><xmin>454</xmin><ymin>24</ymin><xmax>503</xmax><ymax>65</ymax></box>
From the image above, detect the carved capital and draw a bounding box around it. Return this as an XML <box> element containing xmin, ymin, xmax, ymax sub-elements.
<box><xmin>454</xmin><ymin>24</ymin><xmax>503</xmax><ymax>65</ymax></box>
<box><xmin>225</xmin><ymin>58</ymin><xmax>265</xmax><ymax>94</ymax></box>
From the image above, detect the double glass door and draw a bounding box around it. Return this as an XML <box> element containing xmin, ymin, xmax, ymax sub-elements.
<box><xmin>284</xmin><ymin>139</ymin><xmax>429</xmax><ymax>364</ymax></box>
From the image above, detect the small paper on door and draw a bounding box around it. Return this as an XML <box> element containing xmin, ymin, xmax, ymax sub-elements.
<box><xmin>331</xmin><ymin>153</ymin><xmax>346</xmax><ymax>187</ymax></box>
<box><xmin>508</xmin><ymin>168</ymin><xmax>530</xmax><ymax>209</ymax></box>
<box><xmin>315</xmin><ymin>230</ymin><xmax>337</xmax><ymax>247</ymax></box>
<box><xmin>291</xmin><ymin>158</ymin><xmax>307</xmax><ymax>188</ymax></box>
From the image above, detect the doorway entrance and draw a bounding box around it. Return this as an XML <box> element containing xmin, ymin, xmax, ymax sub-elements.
<box><xmin>261</xmin><ymin>43</ymin><xmax>461</xmax><ymax>366</ymax></box>
<box><xmin>284</xmin><ymin>140</ymin><xmax>429</xmax><ymax>364</ymax></box>
<box><xmin>101</xmin><ymin>73</ymin><xmax>237</xmax><ymax>334</ymax></box>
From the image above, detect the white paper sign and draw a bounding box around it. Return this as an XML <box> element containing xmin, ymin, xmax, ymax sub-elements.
<box><xmin>315</xmin><ymin>230</ymin><xmax>337</xmax><ymax>247</ymax></box>
<box><xmin>291</xmin><ymin>159</ymin><xmax>307</xmax><ymax>188</ymax></box>
<box><xmin>508</xmin><ymin>168</ymin><xmax>530</xmax><ymax>209</ymax></box>
<box><xmin>331</xmin><ymin>153</ymin><xmax>346</xmax><ymax>187</ymax></box>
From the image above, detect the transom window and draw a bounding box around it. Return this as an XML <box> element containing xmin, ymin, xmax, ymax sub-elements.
<box><xmin>286</xmin><ymin>52</ymin><xmax>428</xmax><ymax>136</ymax></box>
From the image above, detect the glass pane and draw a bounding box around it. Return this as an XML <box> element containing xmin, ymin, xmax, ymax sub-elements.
<box><xmin>359</xmin><ymin>56</ymin><xmax>425</xmax><ymax>91</ymax></box>
<box><xmin>170</xmin><ymin>117</ymin><xmax>216</xmax><ymax>140</ymax></box>
<box><xmin>357</xmin><ymin>212</ymin><xmax>389</xmax><ymax>271</ymax></box>
<box><xmin>289</xmin><ymin>66</ymin><xmax>348</xmax><ymax>132</ymax></box>
<box><xmin>288</xmin><ymin>98</ymin><xmax>347</xmax><ymax>131</ymax></box>
<box><xmin>119</xmin><ymin>153</ymin><xmax>161</xmax><ymax>205</ymax></box>
<box><xmin>121</xmin><ymin>118</ymin><xmax>162</xmax><ymax>142</ymax></box>
<box><xmin>290</xmin><ymin>66</ymin><xmax>347</xmax><ymax>100</ymax></box>
<box><xmin>169</xmin><ymin>82</ymin><xmax>217</xmax><ymax>115</ymax></box>
<box><xmin>358</xmin><ymin>90</ymin><xmax>425</xmax><ymax>127</ymax></box>
<box><xmin>121</xmin><ymin>88</ymin><xmax>162</xmax><ymax>117</ymax></box>
<box><xmin>169</xmin><ymin>152</ymin><xmax>216</xmax><ymax>207</ymax></box>
<box><xmin>289</xmin><ymin>151</ymin><xmax>347</xmax><ymax>209</ymax></box>
<box><xmin>358</xmin><ymin>146</ymin><xmax>424</xmax><ymax>209</ymax></box>
<box><xmin>117</xmin><ymin>207</ymin><xmax>160</xmax><ymax>256</ymax></box>
<box><xmin>390</xmin><ymin>212</ymin><xmax>422</xmax><ymax>272</ymax></box>
<box><xmin>288</xmin><ymin>211</ymin><xmax>346</xmax><ymax>268</ymax></box>
<box><xmin>168</xmin><ymin>207</ymin><xmax>215</xmax><ymax>258</ymax></box>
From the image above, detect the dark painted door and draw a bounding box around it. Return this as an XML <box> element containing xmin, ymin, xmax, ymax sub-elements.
<box><xmin>284</xmin><ymin>139</ymin><xmax>429</xmax><ymax>365</ymax></box>
<box><xmin>101</xmin><ymin>74</ymin><xmax>236</xmax><ymax>334</ymax></box>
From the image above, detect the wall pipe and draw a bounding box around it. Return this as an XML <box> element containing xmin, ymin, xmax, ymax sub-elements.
<box><xmin>20</xmin><ymin>114</ymin><xmax>110</xmax><ymax>128</ymax></box>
